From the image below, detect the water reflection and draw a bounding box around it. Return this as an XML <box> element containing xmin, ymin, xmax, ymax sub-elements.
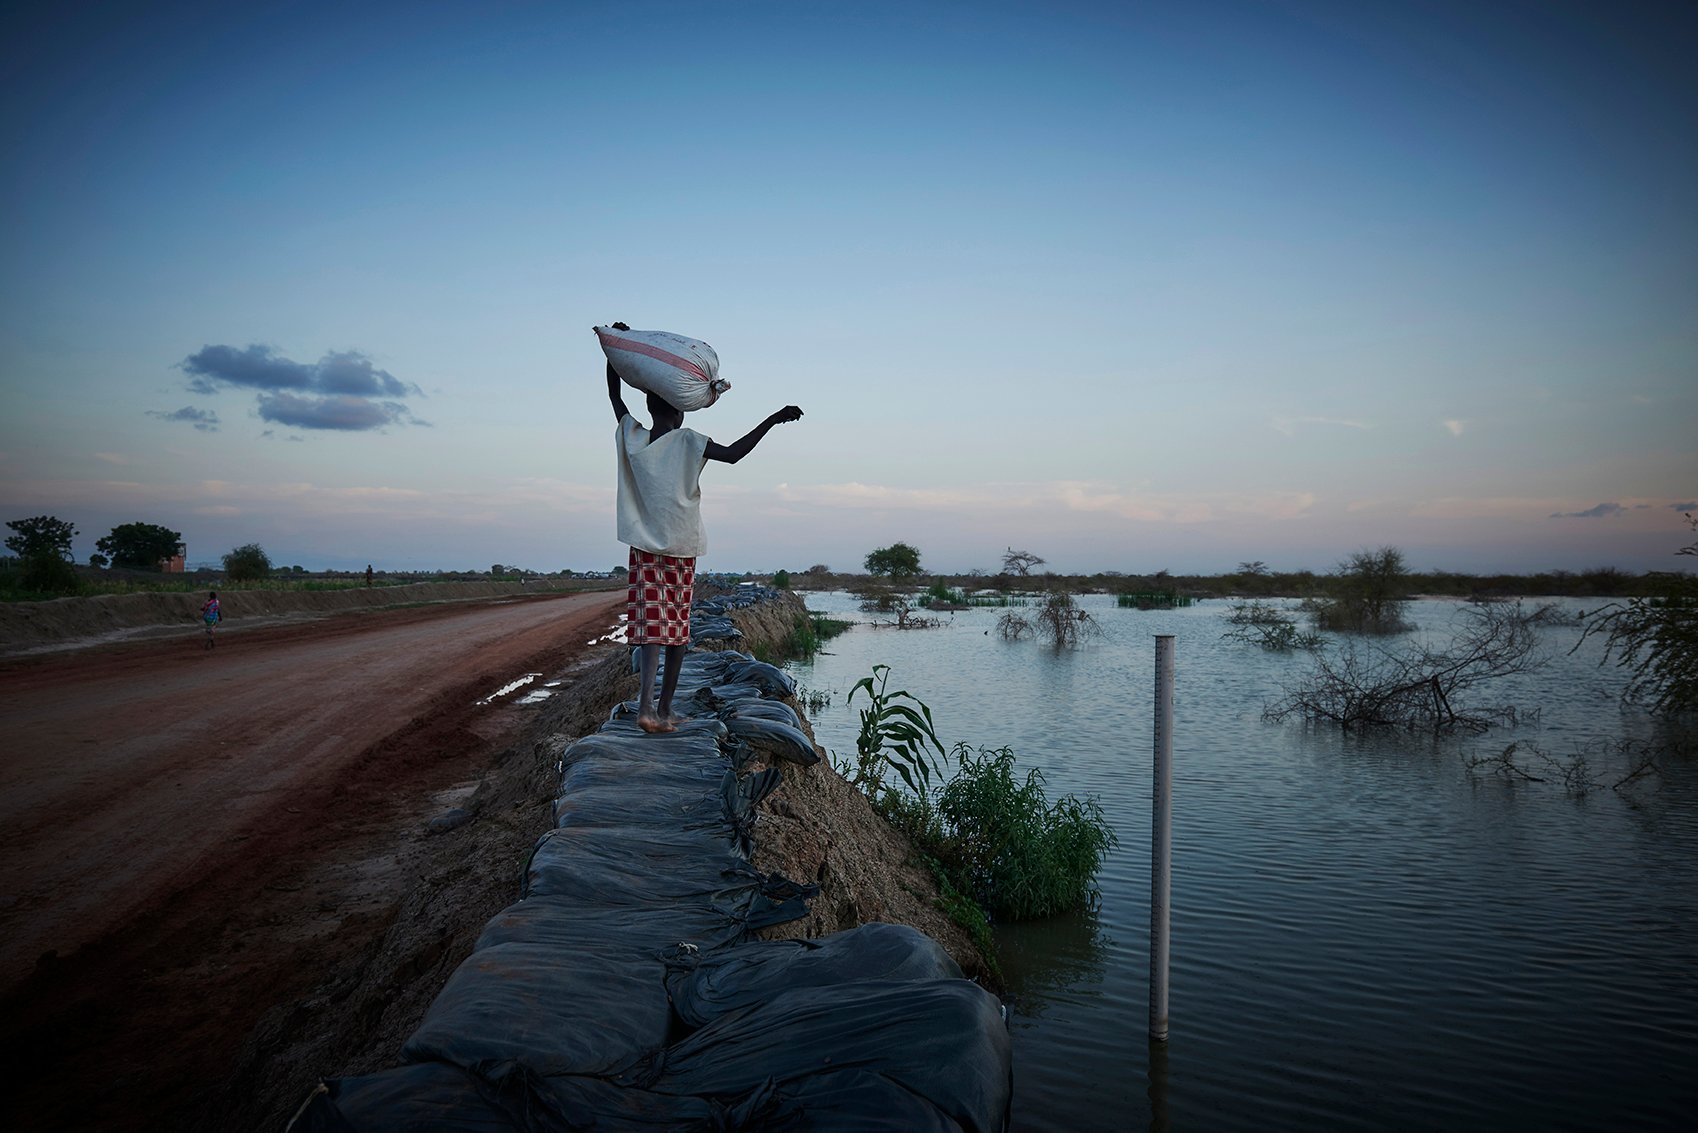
<box><xmin>1146</xmin><ymin>1039</ymin><xmax>1170</xmax><ymax>1133</ymax></box>
<box><xmin>996</xmin><ymin>907</ymin><xmax>1114</xmax><ymax>1020</ymax></box>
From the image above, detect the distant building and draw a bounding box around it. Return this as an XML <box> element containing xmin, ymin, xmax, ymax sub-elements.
<box><xmin>161</xmin><ymin>542</ymin><xmax>186</xmax><ymax>573</ymax></box>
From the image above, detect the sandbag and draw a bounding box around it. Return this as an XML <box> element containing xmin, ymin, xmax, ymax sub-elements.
<box><xmin>665</xmin><ymin>923</ymin><xmax>963</xmax><ymax>1029</ymax></box>
<box><xmin>721</xmin><ymin>711</ymin><xmax>820</xmax><ymax>766</ymax></box>
<box><xmin>401</xmin><ymin>941</ymin><xmax>671</xmax><ymax>1077</ymax></box>
<box><xmin>617</xmin><ymin>979</ymin><xmax>1012</xmax><ymax>1133</ymax></box>
<box><xmin>595</xmin><ymin>326</ymin><xmax>729</xmax><ymax>412</ymax></box>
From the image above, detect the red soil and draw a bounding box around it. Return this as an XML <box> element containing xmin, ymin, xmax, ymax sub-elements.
<box><xmin>0</xmin><ymin>590</ymin><xmax>626</xmax><ymax>1131</ymax></box>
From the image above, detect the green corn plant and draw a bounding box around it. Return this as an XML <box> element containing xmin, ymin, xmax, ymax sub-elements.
<box><xmin>840</xmin><ymin>664</ymin><xmax>949</xmax><ymax>799</ymax></box>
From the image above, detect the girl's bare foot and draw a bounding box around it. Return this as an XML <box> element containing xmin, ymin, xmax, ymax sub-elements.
<box><xmin>637</xmin><ymin>713</ymin><xmax>677</xmax><ymax>734</ymax></box>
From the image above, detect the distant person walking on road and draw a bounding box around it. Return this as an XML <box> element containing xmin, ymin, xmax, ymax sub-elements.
<box><xmin>605</xmin><ymin>322</ymin><xmax>802</xmax><ymax>733</ymax></box>
<box><xmin>200</xmin><ymin>591</ymin><xmax>221</xmax><ymax>649</ymax></box>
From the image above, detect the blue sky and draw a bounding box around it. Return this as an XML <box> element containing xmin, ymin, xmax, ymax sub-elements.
<box><xmin>2</xmin><ymin>0</ymin><xmax>1693</xmax><ymax>574</ymax></box>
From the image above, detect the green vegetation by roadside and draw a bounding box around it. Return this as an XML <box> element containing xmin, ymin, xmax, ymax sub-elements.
<box><xmin>830</xmin><ymin>664</ymin><xmax>1118</xmax><ymax>972</ymax></box>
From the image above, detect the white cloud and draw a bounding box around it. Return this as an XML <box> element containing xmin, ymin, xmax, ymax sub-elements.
<box><xmin>1443</xmin><ymin>419</ymin><xmax>1467</xmax><ymax>437</ymax></box>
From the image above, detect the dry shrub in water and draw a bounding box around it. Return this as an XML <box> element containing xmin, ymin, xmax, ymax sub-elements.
<box><xmin>1467</xmin><ymin>738</ymin><xmax>1668</xmax><ymax>798</ymax></box>
<box><xmin>1266</xmin><ymin>601</ymin><xmax>1548</xmax><ymax>732</ymax></box>
<box><xmin>1574</xmin><ymin>513</ymin><xmax>1698</xmax><ymax>715</ymax></box>
<box><xmin>1222</xmin><ymin>599</ymin><xmax>1324</xmax><ymax>652</ymax></box>
<box><xmin>998</xmin><ymin>591</ymin><xmax>1100</xmax><ymax>648</ymax></box>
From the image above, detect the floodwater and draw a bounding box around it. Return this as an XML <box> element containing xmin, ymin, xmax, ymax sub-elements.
<box><xmin>784</xmin><ymin>593</ymin><xmax>1698</xmax><ymax>1132</ymax></box>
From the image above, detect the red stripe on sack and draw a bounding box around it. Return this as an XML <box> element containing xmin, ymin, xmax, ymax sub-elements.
<box><xmin>600</xmin><ymin>332</ymin><xmax>709</xmax><ymax>385</ymax></box>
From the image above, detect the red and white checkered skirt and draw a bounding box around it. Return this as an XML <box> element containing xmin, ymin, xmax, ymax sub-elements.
<box><xmin>627</xmin><ymin>548</ymin><xmax>695</xmax><ymax>646</ymax></box>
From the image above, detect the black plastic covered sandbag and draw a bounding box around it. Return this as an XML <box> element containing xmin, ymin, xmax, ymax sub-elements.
<box><xmin>720</xmin><ymin>712</ymin><xmax>819</xmax><ymax>766</ymax></box>
<box><xmin>473</xmin><ymin>899</ymin><xmax>745</xmax><ymax>956</ymax></box>
<box><xmin>688</xmin><ymin>682</ymin><xmax>768</xmax><ymax>710</ymax></box>
<box><xmin>619</xmin><ymin>980</ymin><xmax>1011</xmax><ymax>1133</ymax></box>
<box><xmin>522</xmin><ymin>825</ymin><xmax>815</xmax><ymax>930</ymax></box>
<box><xmin>688</xmin><ymin>614</ymin><xmax>741</xmax><ymax>643</ymax></box>
<box><xmin>401</xmin><ymin>941</ymin><xmax>671</xmax><ymax>1076</ymax></box>
<box><xmin>665</xmin><ymin>923</ymin><xmax>963</xmax><ymax>1028</ymax></box>
<box><xmin>718</xmin><ymin>697</ymin><xmax>801</xmax><ymax>725</ymax></box>
<box><xmin>553</xmin><ymin>764</ymin><xmax>781</xmax><ymax>855</ymax></box>
<box><xmin>526</xmin><ymin>1074</ymin><xmax>775</xmax><ymax>1132</ymax></box>
<box><xmin>722</xmin><ymin>657</ymin><xmax>797</xmax><ymax>697</ymax></box>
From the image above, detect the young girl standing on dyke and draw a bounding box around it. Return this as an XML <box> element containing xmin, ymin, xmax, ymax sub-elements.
<box><xmin>605</xmin><ymin>324</ymin><xmax>802</xmax><ymax>733</ymax></box>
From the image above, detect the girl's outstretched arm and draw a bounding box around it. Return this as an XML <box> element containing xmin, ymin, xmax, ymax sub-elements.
<box><xmin>704</xmin><ymin>406</ymin><xmax>803</xmax><ymax>464</ymax></box>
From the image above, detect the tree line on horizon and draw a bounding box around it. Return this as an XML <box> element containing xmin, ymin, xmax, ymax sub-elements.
<box><xmin>4</xmin><ymin>514</ymin><xmax>277</xmax><ymax>595</ymax></box>
<box><xmin>769</xmin><ymin>541</ymin><xmax>1689</xmax><ymax>601</ymax></box>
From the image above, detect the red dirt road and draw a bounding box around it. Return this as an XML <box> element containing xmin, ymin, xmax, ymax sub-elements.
<box><xmin>0</xmin><ymin>589</ymin><xmax>626</xmax><ymax>1129</ymax></box>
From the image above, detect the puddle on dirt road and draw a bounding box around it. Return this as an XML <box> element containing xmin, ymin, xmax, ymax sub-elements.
<box><xmin>589</xmin><ymin>615</ymin><xmax>628</xmax><ymax>646</ymax></box>
<box><xmin>473</xmin><ymin>621</ymin><xmax>626</xmax><ymax>707</ymax></box>
<box><xmin>474</xmin><ymin>673</ymin><xmax>542</xmax><ymax>706</ymax></box>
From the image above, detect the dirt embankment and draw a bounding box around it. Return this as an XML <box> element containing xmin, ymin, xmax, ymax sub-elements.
<box><xmin>0</xmin><ymin>579</ymin><xmax>609</xmax><ymax>657</ymax></box>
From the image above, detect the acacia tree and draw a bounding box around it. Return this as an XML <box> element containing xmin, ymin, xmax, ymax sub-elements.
<box><xmin>865</xmin><ymin>542</ymin><xmax>922</xmax><ymax>579</ymax></box>
<box><xmin>6</xmin><ymin>515</ymin><xmax>77</xmax><ymax>561</ymax></box>
<box><xmin>97</xmin><ymin>522</ymin><xmax>183</xmax><ymax>570</ymax></box>
<box><xmin>1576</xmin><ymin>513</ymin><xmax>1698</xmax><ymax>714</ymax></box>
<box><xmin>1002</xmin><ymin>547</ymin><xmax>1045</xmax><ymax>577</ymax></box>
<box><xmin>6</xmin><ymin>514</ymin><xmax>80</xmax><ymax>592</ymax></box>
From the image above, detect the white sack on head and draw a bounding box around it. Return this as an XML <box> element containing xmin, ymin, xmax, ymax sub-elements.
<box><xmin>594</xmin><ymin>326</ymin><xmax>730</xmax><ymax>412</ymax></box>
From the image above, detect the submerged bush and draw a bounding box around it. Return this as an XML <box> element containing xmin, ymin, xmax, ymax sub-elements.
<box><xmin>997</xmin><ymin>591</ymin><xmax>1101</xmax><ymax>648</ymax></box>
<box><xmin>934</xmin><ymin>744</ymin><xmax>1118</xmax><ymax>920</ymax></box>
<box><xmin>1304</xmin><ymin>546</ymin><xmax>1414</xmax><ymax>634</ymax></box>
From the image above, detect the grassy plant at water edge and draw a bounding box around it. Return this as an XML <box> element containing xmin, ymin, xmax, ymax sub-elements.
<box><xmin>757</xmin><ymin>610</ymin><xmax>855</xmax><ymax>665</ymax></box>
<box><xmin>835</xmin><ymin>665</ymin><xmax>1118</xmax><ymax>925</ymax></box>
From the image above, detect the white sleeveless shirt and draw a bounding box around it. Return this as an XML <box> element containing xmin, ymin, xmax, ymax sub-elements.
<box><xmin>615</xmin><ymin>416</ymin><xmax>711</xmax><ymax>557</ymax></box>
